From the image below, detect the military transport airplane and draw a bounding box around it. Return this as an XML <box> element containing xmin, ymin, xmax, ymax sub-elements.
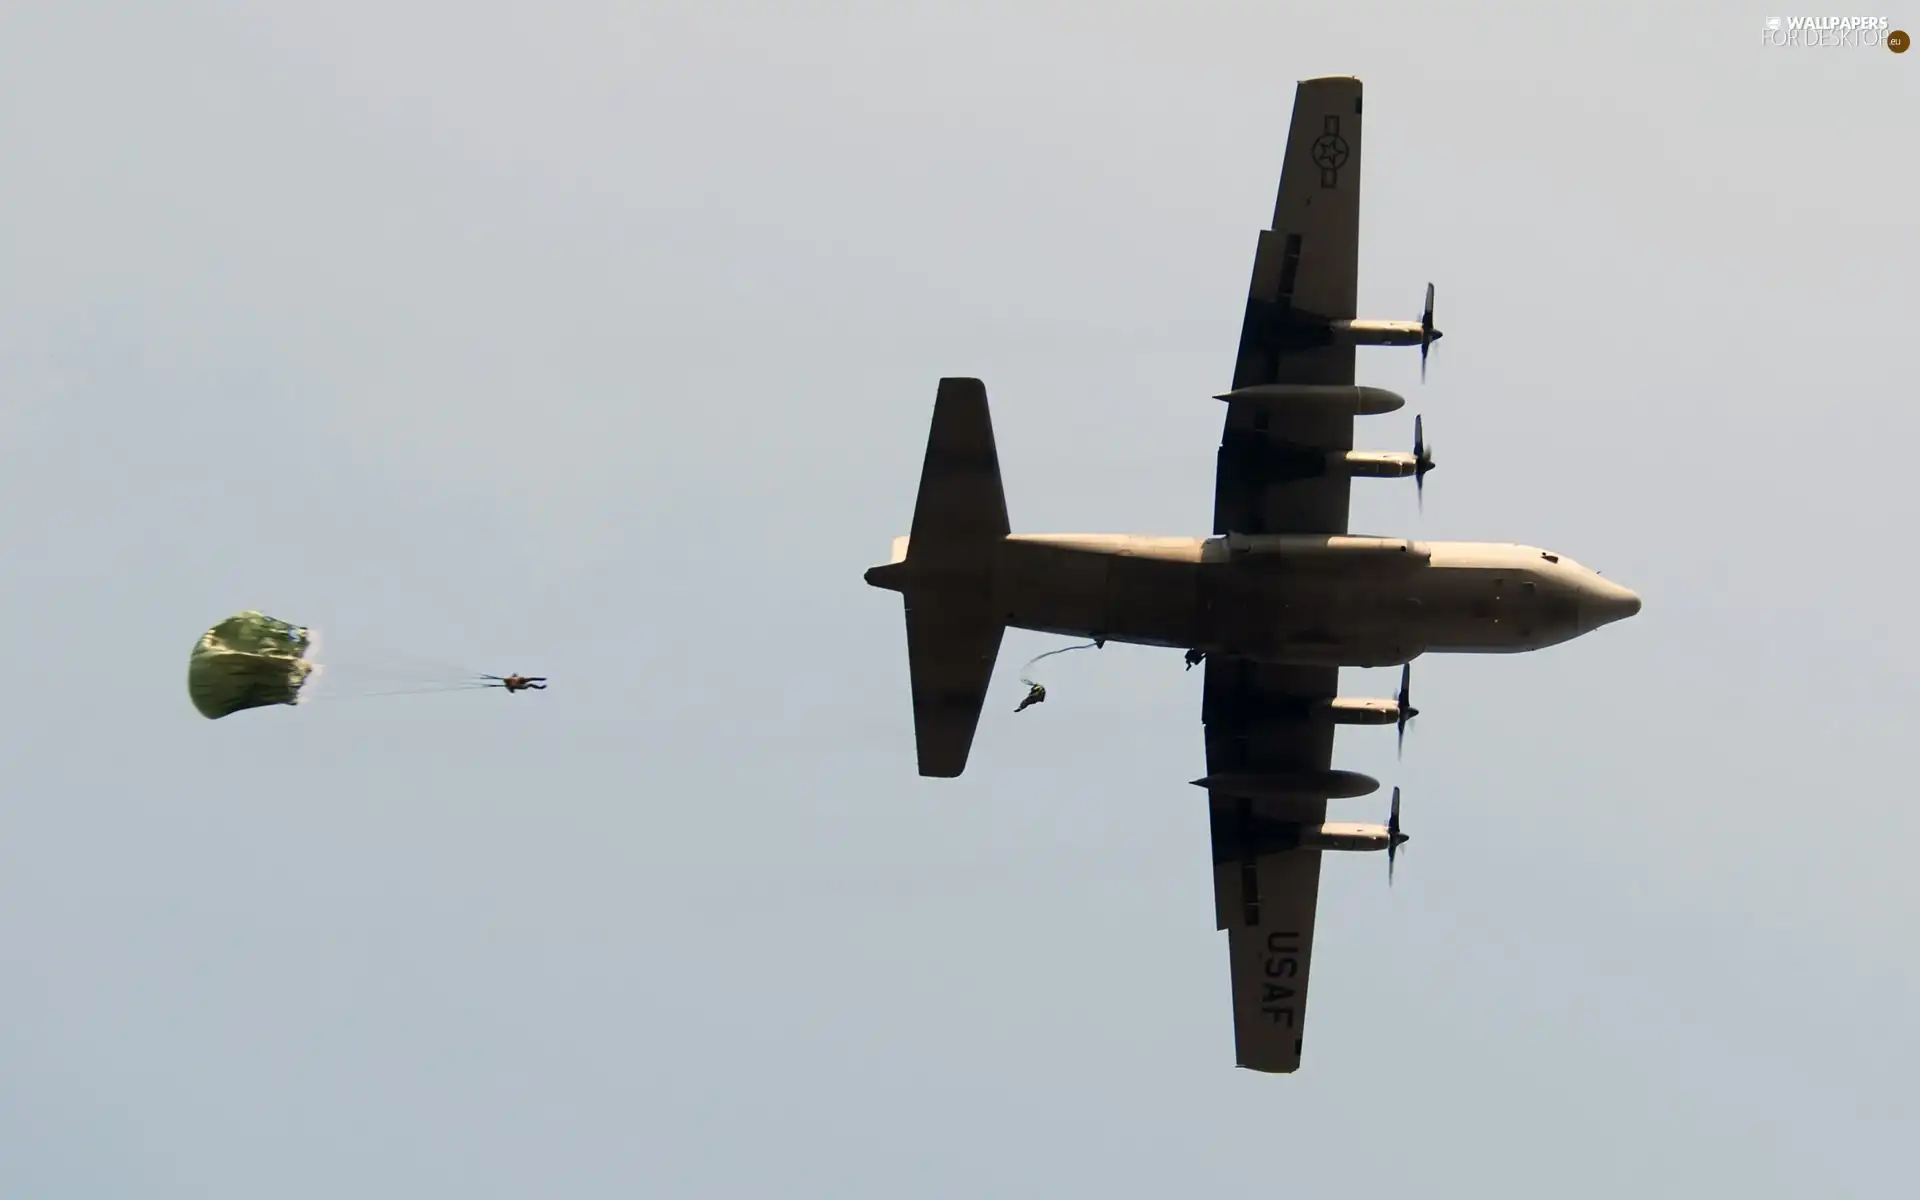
<box><xmin>863</xmin><ymin>75</ymin><xmax>1641</xmax><ymax>1073</ymax></box>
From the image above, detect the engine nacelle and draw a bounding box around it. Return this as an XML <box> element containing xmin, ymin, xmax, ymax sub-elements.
<box><xmin>1320</xmin><ymin>697</ymin><xmax>1400</xmax><ymax>726</ymax></box>
<box><xmin>1337</xmin><ymin>450</ymin><xmax>1420</xmax><ymax>478</ymax></box>
<box><xmin>1298</xmin><ymin>822</ymin><xmax>1393</xmax><ymax>852</ymax></box>
<box><xmin>1330</xmin><ymin>319</ymin><xmax>1425</xmax><ymax>347</ymax></box>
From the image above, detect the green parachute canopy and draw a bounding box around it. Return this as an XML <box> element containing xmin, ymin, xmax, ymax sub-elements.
<box><xmin>188</xmin><ymin>611</ymin><xmax>317</xmax><ymax>719</ymax></box>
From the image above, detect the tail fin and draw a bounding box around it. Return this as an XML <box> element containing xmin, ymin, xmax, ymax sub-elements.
<box><xmin>907</xmin><ymin>377</ymin><xmax>1010</xmax><ymax>552</ymax></box>
<box><xmin>864</xmin><ymin>378</ymin><xmax>1010</xmax><ymax>777</ymax></box>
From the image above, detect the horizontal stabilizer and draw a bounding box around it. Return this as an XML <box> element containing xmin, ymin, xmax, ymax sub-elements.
<box><xmin>904</xmin><ymin>590</ymin><xmax>1004</xmax><ymax>777</ymax></box>
<box><xmin>870</xmin><ymin>377</ymin><xmax>1014</xmax><ymax>777</ymax></box>
<box><xmin>908</xmin><ymin>377</ymin><xmax>1010</xmax><ymax>556</ymax></box>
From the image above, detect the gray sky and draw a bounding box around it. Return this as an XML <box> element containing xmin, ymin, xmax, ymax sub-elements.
<box><xmin>2</xmin><ymin>1</ymin><xmax>1915</xmax><ymax>1195</ymax></box>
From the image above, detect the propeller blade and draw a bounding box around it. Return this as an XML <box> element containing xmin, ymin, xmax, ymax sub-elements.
<box><xmin>1387</xmin><ymin>786</ymin><xmax>1410</xmax><ymax>886</ymax></box>
<box><xmin>1419</xmin><ymin>283</ymin><xmax>1437</xmax><ymax>382</ymax></box>
<box><xmin>1412</xmin><ymin>415</ymin><xmax>1432</xmax><ymax>511</ymax></box>
<box><xmin>1395</xmin><ymin>663</ymin><xmax>1418</xmax><ymax>757</ymax></box>
<box><xmin>1388</xmin><ymin>786</ymin><xmax>1402</xmax><ymax>886</ymax></box>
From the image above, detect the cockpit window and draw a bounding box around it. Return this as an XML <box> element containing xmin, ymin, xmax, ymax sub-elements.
<box><xmin>1540</xmin><ymin>553</ymin><xmax>1559</xmax><ymax>563</ymax></box>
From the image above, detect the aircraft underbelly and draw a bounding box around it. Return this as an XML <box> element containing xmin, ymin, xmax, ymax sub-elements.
<box><xmin>1208</xmin><ymin>571</ymin><xmax>1421</xmax><ymax>665</ymax></box>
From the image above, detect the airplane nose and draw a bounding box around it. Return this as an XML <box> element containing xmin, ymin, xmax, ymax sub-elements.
<box><xmin>1580</xmin><ymin>581</ymin><xmax>1642</xmax><ymax>630</ymax></box>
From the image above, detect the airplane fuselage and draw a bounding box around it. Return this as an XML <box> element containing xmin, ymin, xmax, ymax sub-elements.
<box><xmin>872</xmin><ymin>532</ymin><xmax>1640</xmax><ymax>668</ymax></box>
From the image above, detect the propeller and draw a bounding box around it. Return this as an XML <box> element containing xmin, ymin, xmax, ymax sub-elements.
<box><xmin>1394</xmin><ymin>663</ymin><xmax>1419</xmax><ymax>757</ymax></box>
<box><xmin>1412</xmin><ymin>415</ymin><xmax>1435</xmax><ymax>510</ymax></box>
<box><xmin>1387</xmin><ymin>786</ymin><xmax>1408</xmax><ymax>886</ymax></box>
<box><xmin>1419</xmin><ymin>282</ymin><xmax>1440</xmax><ymax>381</ymax></box>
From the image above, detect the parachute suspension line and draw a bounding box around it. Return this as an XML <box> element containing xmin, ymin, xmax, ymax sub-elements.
<box><xmin>299</xmin><ymin>681</ymin><xmax>502</xmax><ymax>703</ymax></box>
<box><xmin>295</xmin><ymin>631</ymin><xmax>503</xmax><ymax>701</ymax></box>
<box><xmin>1014</xmin><ymin>640</ymin><xmax>1100</xmax><ymax>713</ymax></box>
<box><xmin>327</xmin><ymin>658</ymin><xmax>489</xmax><ymax>685</ymax></box>
<box><xmin>303</xmin><ymin>633</ymin><xmax>495</xmax><ymax>687</ymax></box>
<box><xmin>353</xmin><ymin>683</ymin><xmax>500</xmax><ymax>698</ymax></box>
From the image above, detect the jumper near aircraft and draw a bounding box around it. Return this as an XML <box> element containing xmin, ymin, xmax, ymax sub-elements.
<box><xmin>863</xmin><ymin>76</ymin><xmax>1641</xmax><ymax>1073</ymax></box>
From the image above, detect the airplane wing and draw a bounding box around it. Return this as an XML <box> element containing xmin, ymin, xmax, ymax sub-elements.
<box><xmin>1214</xmin><ymin>75</ymin><xmax>1363</xmax><ymax>538</ymax></box>
<box><xmin>1202</xmin><ymin>659</ymin><xmax>1339</xmax><ymax>1074</ymax></box>
<box><xmin>1200</xmin><ymin>79</ymin><xmax>1367</xmax><ymax>1071</ymax></box>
